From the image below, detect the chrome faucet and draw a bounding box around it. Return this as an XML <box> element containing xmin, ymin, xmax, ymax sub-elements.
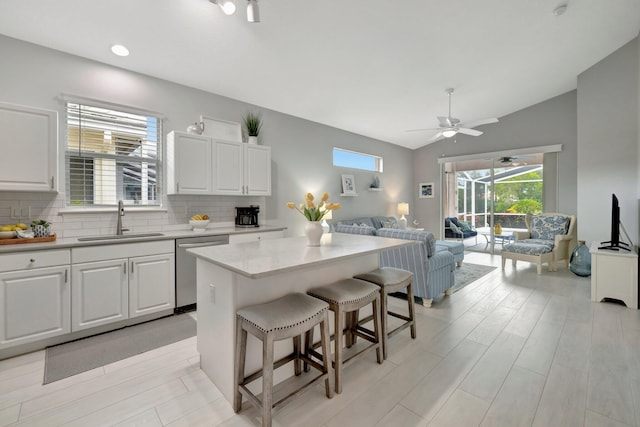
<box><xmin>116</xmin><ymin>200</ymin><xmax>129</xmax><ymax>235</ymax></box>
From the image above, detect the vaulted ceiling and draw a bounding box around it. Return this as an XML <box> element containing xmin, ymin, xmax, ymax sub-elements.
<box><xmin>1</xmin><ymin>0</ymin><xmax>639</xmax><ymax>149</ymax></box>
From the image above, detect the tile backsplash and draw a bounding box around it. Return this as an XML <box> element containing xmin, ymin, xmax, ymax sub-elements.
<box><xmin>0</xmin><ymin>192</ymin><xmax>266</xmax><ymax>238</ymax></box>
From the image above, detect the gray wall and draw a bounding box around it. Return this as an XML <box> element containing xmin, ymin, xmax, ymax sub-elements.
<box><xmin>413</xmin><ymin>91</ymin><xmax>578</xmax><ymax>236</ymax></box>
<box><xmin>0</xmin><ymin>35</ymin><xmax>413</xmax><ymax>238</ymax></box>
<box><xmin>577</xmin><ymin>37</ymin><xmax>639</xmax><ymax>247</ymax></box>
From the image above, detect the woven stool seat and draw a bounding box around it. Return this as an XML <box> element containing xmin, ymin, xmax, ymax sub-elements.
<box><xmin>237</xmin><ymin>293</ymin><xmax>329</xmax><ymax>338</ymax></box>
<box><xmin>355</xmin><ymin>267</ymin><xmax>412</xmax><ymax>290</ymax></box>
<box><xmin>307</xmin><ymin>278</ymin><xmax>382</xmax><ymax>394</ymax></box>
<box><xmin>234</xmin><ymin>293</ymin><xmax>333</xmax><ymax>427</ymax></box>
<box><xmin>355</xmin><ymin>267</ymin><xmax>417</xmax><ymax>359</ymax></box>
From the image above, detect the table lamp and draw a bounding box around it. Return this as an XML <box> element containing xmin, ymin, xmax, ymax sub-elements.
<box><xmin>397</xmin><ymin>203</ymin><xmax>409</xmax><ymax>229</ymax></box>
<box><xmin>321</xmin><ymin>209</ymin><xmax>333</xmax><ymax>233</ymax></box>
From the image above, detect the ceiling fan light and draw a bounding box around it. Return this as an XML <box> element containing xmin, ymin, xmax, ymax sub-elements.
<box><xmin>442</xmin><ymin>129</ymin><xmax>457</xmax><ymax>138</ymax></box>
<box><xmin>210</xmin><ymin>0</ymin><xmax>236</xmax><ymax>15</ymax></box>
<box><xmin>247</xmin><ymin>0</ymin><xmax>260</xmax><ymax>22</ymax></box>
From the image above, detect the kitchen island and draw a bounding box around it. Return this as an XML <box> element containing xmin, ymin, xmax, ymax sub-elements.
<box><xmin>187</xmin><ymin>232</ymin><xmax>414</xmax><ymax>404</ymax></box>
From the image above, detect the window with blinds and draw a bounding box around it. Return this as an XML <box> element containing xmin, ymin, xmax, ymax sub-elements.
<box><xmin>65</xmin><ymin>101</ymin><xmax>162</xmax><ymax>207</ymax></box>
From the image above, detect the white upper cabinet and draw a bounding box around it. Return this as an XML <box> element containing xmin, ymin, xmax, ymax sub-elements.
<box><xmin>167</xmin><ymin>131</ymin><xmax>271</xmax><ymax>196</ymax></box>
<box><xmin>212</xmin><ymin>139</ymin><xmax>244</xmax><ymax>195</ymax></box>
<box><xmin>244</xmin><ymin>144</ymin><xmax>271</xmax><ymax>196</ymax></box>
<box><xmin>212</xmin><ymin>140</ymin><xmax>271</xmax><ymax>196</ymax></box>
<box><xmin>166</xmin><ymin>131</ymin><xmax>212</xmax><ymax>195</ymax></box>
<box><xmin>0</xmin><ymin>102</ymin><xmax>58</xmax><ymax>192</ymax></box>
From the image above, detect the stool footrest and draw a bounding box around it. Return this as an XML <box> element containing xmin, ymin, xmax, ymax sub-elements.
<box><xmin>243</xmin><ymin>352</ymin><xmax>298</xmax><ymax>385</ymax></box>
<box><xmin>240</xmin><ymin>368</ymin><xmax>330</xmax><ymax>412</ymax></box>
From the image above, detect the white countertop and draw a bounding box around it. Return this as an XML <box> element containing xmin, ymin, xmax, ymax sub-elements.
<box><xmin>187</xmin><ymin>232</ymin><xmax>414</xmax><ymax>279</ymax></box>
<box><xmin>0</xmin><ymin>225</ymin><xmax>287</xmax><ymax>253</ymax></box>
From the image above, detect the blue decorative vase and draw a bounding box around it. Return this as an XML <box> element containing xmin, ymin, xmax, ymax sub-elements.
<box><xmin>569</xmin><ymin>240</ymin><xmax>591</xmax><ymax>277</ymax></box>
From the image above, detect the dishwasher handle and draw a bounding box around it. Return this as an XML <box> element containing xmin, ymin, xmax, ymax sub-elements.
<box><xmin>178</xmin><ymin>241</ymin><xmax>228</xmax><ymax>249</ymax></box>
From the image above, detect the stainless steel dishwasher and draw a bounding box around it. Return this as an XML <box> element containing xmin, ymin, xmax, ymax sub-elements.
<box><xmin>175</xmin><ymin>234</ymin><xmax>229</xmax><ymax>313</ymax></box>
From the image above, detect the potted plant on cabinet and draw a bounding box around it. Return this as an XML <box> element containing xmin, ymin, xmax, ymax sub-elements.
<box><xmin>243</xmin><ymin>111</ymin><xmax>262</xmax><ymax>144</ymax></box>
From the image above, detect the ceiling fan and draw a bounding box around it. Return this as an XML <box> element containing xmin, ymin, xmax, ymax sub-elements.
<box><xmin>497</xmin><ymin>155</ymin><xmax>533</xmax><ymax>166</ymax></box>
<box><xmin>407</xmin><ymin>88</ymin><xmax>499</xmax><ymax>142</ymax></box>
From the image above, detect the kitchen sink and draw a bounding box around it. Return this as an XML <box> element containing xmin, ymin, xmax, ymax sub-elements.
<box><xmin>77</xmin><ymin>233</ymin><xmax>165</xmax><ymax>242</ymax></box>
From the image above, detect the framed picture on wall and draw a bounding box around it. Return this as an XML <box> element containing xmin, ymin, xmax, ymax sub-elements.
<box><xmin>419</xmin><ymin>182</ymin><xmax>434</xmax><ymax>198</ymax></box>
<box><xmin>341</xmin><ymin>174</ymin><xmax>357</xmax><ymax>195</ymax></box>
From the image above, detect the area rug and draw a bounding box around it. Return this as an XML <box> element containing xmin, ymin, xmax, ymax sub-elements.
<box><xmin>452</xmin><ymin>262</ymin><xmax>497</xmax><ymax>293</ymax></box>
<box><xmin>43</xmin><ymin>313</ymin><xmax>196</xmax><ymax>384</ymax></box>
<box><xmin>389</xmin><ymin>262</ymin><xmax>496</xmax><ymax>302</ymax></box>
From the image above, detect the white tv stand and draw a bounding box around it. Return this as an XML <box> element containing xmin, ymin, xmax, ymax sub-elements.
<box><xmin>590</xmin><ymin>243</ymin><xmax>638</xmax><ymax>309</ymax></box>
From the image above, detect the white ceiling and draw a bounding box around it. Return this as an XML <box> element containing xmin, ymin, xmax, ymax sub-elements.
<box><xmin>1</xmin><ymin>0</ymin><xmax>639</xmax><ymax>150</ymax></box>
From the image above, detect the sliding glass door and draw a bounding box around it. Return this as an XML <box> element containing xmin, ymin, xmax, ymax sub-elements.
<box><xmin>447</xmin><ymin>155</ymin><xmax>544</xmax><ymax>253</ymax></box>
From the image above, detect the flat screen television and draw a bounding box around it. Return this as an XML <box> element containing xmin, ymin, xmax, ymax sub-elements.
<box><xmin>599</xmin><ymin>193</ymin><xmax>630</xmax><ymax>251</ymax></box>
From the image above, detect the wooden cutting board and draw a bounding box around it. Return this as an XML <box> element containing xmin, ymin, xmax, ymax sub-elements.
<box><xmin>0</xmin><ymin>233</ymin><xmax>57</xmax><ymax>245</ymax></box>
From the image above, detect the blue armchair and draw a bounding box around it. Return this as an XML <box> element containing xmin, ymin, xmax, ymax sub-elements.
<box><xmin>444</xmin><ymin>217</ymin><xmax>478</xmax><ymax>244</ymax></box>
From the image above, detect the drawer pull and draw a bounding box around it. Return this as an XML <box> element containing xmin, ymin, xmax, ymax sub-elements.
<box><xmin>30</xmin><ymin>258</ymin><xmax>35</xmax><ymax>263</ymax></box>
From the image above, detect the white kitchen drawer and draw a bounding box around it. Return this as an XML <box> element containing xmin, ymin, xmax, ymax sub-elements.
<box><xmin>0</xmin><ymin>249</ymin><xmax>70</xmax><ymax>273</ymax></box>
<box><xmin>72</xmin><ymin>240</ymin><xmax>174</xmax><ymax>264</ymax></box>
<box><xmin>228</xmin><ymin>230</ymin><xmax>284</xmax><ymax>244</ymax></box>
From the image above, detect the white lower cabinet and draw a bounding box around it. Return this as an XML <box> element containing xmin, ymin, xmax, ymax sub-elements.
<box><xmin>71</xmin><ymin>259</ymin><xmax>128</xmax><ymax>331</ymax></box>
<box><xmin>129</xmin><ymin>253</ymin><xmax>175</xmax><ymax>318</ymax></box>
<box><xmin>0</xmin><ymin>250</ymin><xmax>70</xmax><ymax>349</ymax></box>
<box><xmin>71</xmin><ymin>241</ymin><xmax>175</xmax><ymax>332</ymax></box>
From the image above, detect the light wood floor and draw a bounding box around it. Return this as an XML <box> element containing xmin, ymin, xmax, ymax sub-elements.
<box><xmin>2</xmin><ymin>252</ymin><xmax>640</xmax><ymax>427</ymax></box>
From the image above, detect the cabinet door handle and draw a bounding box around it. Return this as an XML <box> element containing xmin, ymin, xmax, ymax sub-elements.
<box><xmin>131</xmin><ymin>261</ymin><xmax>134</xmax><ymax>274</ymax></box>
<box><xmin>123</xmin><ymin>262</ymin><xmax>127</xmax><ymax>274</ymax></box>
<box><xmin>177</xmin><ymin>182</ymin><xmax>180</xmax><ymax>193</ymax></box>
<box><xmin>64</xmin><ymin>269</ymin><xmax>68</xmax><ymax>283</ymax></box>
<box><xmin>51</xmin><ymin>176</ymin><xmax>55</xmax><ymax>190</ymax></box>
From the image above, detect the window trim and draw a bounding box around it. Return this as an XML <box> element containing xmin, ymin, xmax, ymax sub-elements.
<box><xmin>63</xmin><ymin>96</ymin><xmax>164</xmax><ymax>208</ymax></box>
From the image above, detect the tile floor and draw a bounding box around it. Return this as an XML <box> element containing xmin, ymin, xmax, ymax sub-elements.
<box><xmin>1</xmin><ymin>252</ymin><xmax>640</xmax><ymax>426</ymax></box>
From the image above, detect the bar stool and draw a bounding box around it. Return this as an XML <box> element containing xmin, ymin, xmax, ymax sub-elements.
<box><xmin>306</xmin><ymin>278</ymin><xmax>383</xmax><ymax>394</ymax></box>
<box><xmin>355</xmin><ymin>267</ymin><xmax>416</xmax><ymax>359</ymax></box>
<box><xmin>234</xmin><ymin>293</ymin><xmax>333</xmax><ymax>427</ymax></box>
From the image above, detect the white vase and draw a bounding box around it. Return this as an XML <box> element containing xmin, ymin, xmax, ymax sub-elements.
<box><xmin>248</xmin><ymin>136</ymin><xmax>258</xmax><ymax>145</ymax></box>
<box><xmin>305</xmin><ymin>221</ymin><xmax>323</xmax><ymax>247</ymax></box>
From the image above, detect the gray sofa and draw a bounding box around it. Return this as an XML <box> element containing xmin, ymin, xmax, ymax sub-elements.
<box><xmin>333</xmin><ymin>216</ymin><xmax>457</xmax><ymax>307</ymax></box>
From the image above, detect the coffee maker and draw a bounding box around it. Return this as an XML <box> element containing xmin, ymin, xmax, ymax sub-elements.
<box><xmin>235</xmin><ymin>205</ymin><xmax>259</xmax><ymax>227</ymax></box>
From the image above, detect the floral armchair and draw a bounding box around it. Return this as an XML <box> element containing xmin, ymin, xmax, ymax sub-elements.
<box><xmin>501</xmin><ymin>213</ymin><xmax>576</xmax><ymax>274</ymax></box>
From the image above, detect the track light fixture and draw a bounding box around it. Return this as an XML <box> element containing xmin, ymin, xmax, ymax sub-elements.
<box><xmin>247</xmin><ymin>0</ymin><xmax>260</xmax><ymax>23</ymax></box>
<box><xmin>210</xmin><ymin>0</ymin><xmax>236</xmax><ymax>16</ymax></box>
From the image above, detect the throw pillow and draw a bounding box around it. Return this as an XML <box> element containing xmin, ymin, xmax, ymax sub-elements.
<box><xmin>459</xmin><ymin>221</ymin><xmax>472</xmax><ymax>232</ymax></box>
<box><xmin>380</xmin><ymin>220</ymin><xmax>399</xmax><ymax>229</ymax></box>
<box><xmin>449</xmin><ymin>223</ymin><xmax>461</xmax><ymax>235</ymax></box>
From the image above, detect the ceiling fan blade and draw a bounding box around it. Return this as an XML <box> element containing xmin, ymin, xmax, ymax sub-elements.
<box><xmin>437</xmin><ymin>116</ymin><xmax>451</xmax><ymax>127</ymax></box>
<box><xmin>405</xmin><ymin>127</ymin><xmax>441</xmax><ymax>132</ymax></box>
<box><xmin>460</xmin><ymin>117</ymin><xmax>499</xmax><ymax>129</ymax></box>
<box><xmin>457</xmin><ymin>127</ymin><xmax>483</xmax><ymax>136</ymax></box>
<box><xmin>427</xmin><ymin>131</ymin><xmax>444</xmax><ymax>142</ymax></box>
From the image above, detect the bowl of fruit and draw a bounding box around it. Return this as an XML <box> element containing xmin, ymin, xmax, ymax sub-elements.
<box><xmin>189</xmin><ymin>214</ymin><xmax>210</xmax><ymax>231</ymax></box>
<box><xmin>0</xmin><ymin>223</ymin><xmax>27</xmax><ymax>239</ymax></box>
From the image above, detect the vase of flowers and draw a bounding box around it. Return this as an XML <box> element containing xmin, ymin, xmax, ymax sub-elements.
<box><xmin>287</xmin><ymin>192</ymin><xmax>341</xmax><ymax>246</ymax></box>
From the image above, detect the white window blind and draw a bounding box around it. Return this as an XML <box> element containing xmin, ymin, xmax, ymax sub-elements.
<box><xmin>65</xmin><ymin>101</ymin><xmax>162</xmax><ymax>207</ymax></box>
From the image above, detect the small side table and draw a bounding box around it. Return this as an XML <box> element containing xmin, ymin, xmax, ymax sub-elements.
<box><xmin>590</xmin><ymin>243</ymin><xmax>638</xmax><ymax>309</ymax></box>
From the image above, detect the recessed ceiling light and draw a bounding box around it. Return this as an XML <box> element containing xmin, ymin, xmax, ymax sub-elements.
<box><xmin>552</xmin><ymin>4</ymin><xmax>568</xmax><ymax>16</ymax></box>
<box><xmin>110</xmin><ymin>44</ymin><xmax>130</xmax><ymax>57</ymax></box>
